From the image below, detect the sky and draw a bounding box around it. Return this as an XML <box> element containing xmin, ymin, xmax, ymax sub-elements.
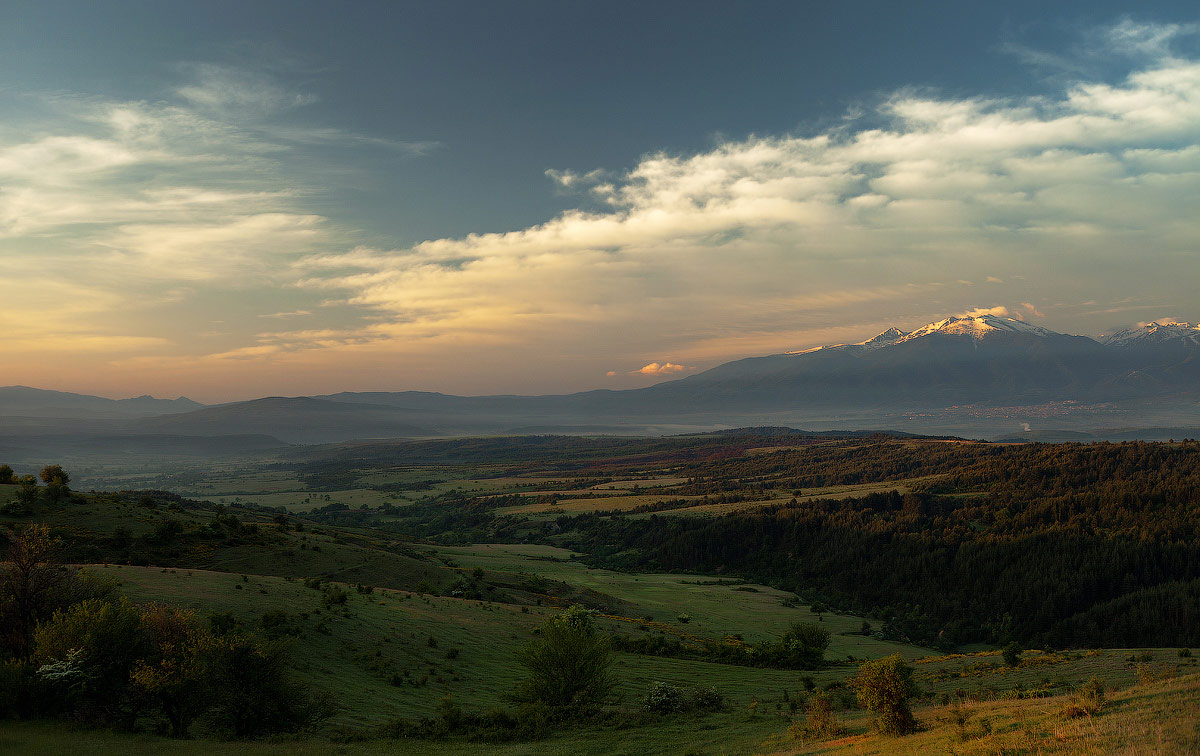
<box><xmin>1</xmin><ymin>1</ymin><xmax>1198</xmax><ymax>402</ymax></box>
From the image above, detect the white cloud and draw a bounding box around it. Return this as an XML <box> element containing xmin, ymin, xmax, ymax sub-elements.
<box><xmin>297</xmin><ymin>23</ymin><xmax>1200</xmax><ymax>379</ymax></box>
<box><xmin>956</xmin><ymin>306</ymin><xmax>1014</xmax><ymax>319</ymax></box>
<box><xmin>4</xmin><ymin>21</ymin><xmax>1200</xmax><ymax>398</ymax></box>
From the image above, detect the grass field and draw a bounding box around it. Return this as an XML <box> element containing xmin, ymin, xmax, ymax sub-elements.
<box><xmin>3</xmin><ymin>669</ymin><xmax>1195</xmax><ymax>755</ymax></box>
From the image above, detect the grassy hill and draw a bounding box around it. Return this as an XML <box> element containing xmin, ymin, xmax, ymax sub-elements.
<box><xmin>4</xmin><ymin>434</ymin><xmax>1199</xmax><ymax>753</ymax></box>
<box><xmin>2</xmin><ymin>668</ymin><xmax>1196</xmax><ymax>755</ymax></box>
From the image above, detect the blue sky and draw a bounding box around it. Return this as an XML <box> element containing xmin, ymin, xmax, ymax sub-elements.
<box><xmin>1</xmin><ymin>2</ymin><xmax>1198</xmax><ymax>400</ymax></box>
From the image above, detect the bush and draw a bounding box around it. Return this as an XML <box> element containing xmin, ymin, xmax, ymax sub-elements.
<box><xmin>322</xmin><ymin>585</ymin><xmax>348</xmax><ymax>607</ymax></box>
<box><xmin>687</xmin><ymin>685</ymin><xmax>724</xmax><ymax>712</ymax></box>
<box><xmin>778</xmin><ymin>622</ymin><xmax>831</xmax><ymax>668</ymax></box>
<box><xmin>852</xmin><ymin>654</ymin><xmax>918</xmax><ymax>734</ymax></box>
<box><xmin>512</xmin><ymin>606</ymin><xmax>612</xmax><ymax>712</ymax></box>
<box><xmin>789</xmin><ymin>691</ymin><xmax>845</xmax><ymax>740</ymax></box>
<box><xmin>644</xmin><ymin>682</ymin><xmax>684</xmax><ymax>714</ymax></box>
<box><xmin>34</xmin><ymin>596</ymin><xmax>148</xmax><ymax>724</ymax></box>
<box><xmin>203</xmin><ymin>633</ymin><xmax>337</xmax><ymax>737</ymax></box>
<box><xmin>1063</xmin><ymin>677</ymin><xmax>1106</xmax><ymax>718</ymax></box>
<box><xmin>1002</xmin><ymin>642</ymin><xmax>1022</xmax><ymax>667</ymax></box>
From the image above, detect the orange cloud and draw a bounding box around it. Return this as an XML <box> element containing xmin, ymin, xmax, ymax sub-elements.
<box><xmin>632</xmin><ymin>362</ymin><xmax>691</xmax><ymax>376</ymax></box>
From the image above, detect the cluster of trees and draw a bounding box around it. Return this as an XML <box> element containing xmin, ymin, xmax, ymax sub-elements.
<box><xmin>0</xmin><ymin>464</ymin><xmax>71</xmax><ymax>515</ymax></box>
<box><xmin>0</xmin><ymin>525</ymin><xmax>332</xmax><ymax>738</ymax></box>
<box><xmin>612</xmin><ymin>621</ymin><xmax>831</xmax><ymax>670</ymax></box>
<box><xmin>551</xmin><ymin>441</ymin><xmax>1200</xmax><ymax>649</ymax></box>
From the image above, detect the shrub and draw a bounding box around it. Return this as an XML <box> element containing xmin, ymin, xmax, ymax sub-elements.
<box><xmin>789</xmin><ymin>691</ymin><xmax>845</xmax><ymax>740</ymax></box>
<box><xmin>1063</xmin><ymin>677</ymin><xmax>1105</xmax><ymax>719</ymax></box>
<box><xmin>1002</xmin><ymin>642</ymin><xmax>1022</xmax><ymax>667</ymax></box>
<box><xmin>512</xmin><ymin>606</ymin><xmax>612</xmax><ymax>712</ymax></box>
<box><xmin>203</xmin><ymin>633</ymin><xmax>337</xmax><ymax>737</ymax></box>
<box><xmin>779</xmin><ymin>622</ymin><xmax>831</xmax><ymax>668</ymax></box>
<box><xmin>644</xmin><ymin>682</ymin><xmax>685</xmax><ymax>713</ymax></box>
<box><xmin>322</xmin><ymin>585</ymin><xmax>348</xmax><ymax>607</ymax></box>
<box><xmin>852</xmin><ymin>654</ymin><xmax>918</xmax><ymax>735</ymax></box>
<box><xmin>34</xmin><ymin>596</ymin><xmax>148</xmax><ymax>723</ymax></box>
<box><xmin>687</xmin><ymin>685</ymin><xmax>724</xmax><ymax>712</ymax></box>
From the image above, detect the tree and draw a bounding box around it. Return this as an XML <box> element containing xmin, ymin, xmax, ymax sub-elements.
<box><xmin>38</xmin><ymin>465</ymin><xmax>69</xmax><ymax>487</ymax></box>
<box><xmin>34</xmin><ymin>596</ymin><xmax>148</xmax><ymax>723</ymax></box>
<box><xmin>0</xmin><ymin>464</ymin><xmax>14</xmax><ymax>484</ymax></box>
<box><xmin>780</xmin><ymin>621</ymin><xmax>831</xmax><ymax>668</ymax></box>
<box><xmin>1</xmin><ymin>525</ymin><xmax>66</xmax><ymax>659</ymax></box>
<box><xmin>203</xmin><ymin>633</ymin><xmax>334</xmax><ymax>737</ymax></box>
<box><xmin>852</xmin><ymin>654</ymin><xmax>919</xmax><ymax>734</ymax></box>
<box><xmin>39</xmin><ymin>465</ymin><xmax>70</xmax><ymax>503</ymax></box>
<box><xmin>1002</xmin><ymin>641</ymin><xmax>1022</xmax><ymax>667</ymax></box>
<box><xmin>130</xmin><ymin>604</ymin><xmax>214</xmax><ymax>737</ymax></box>
<box><xmin>14</xmin><ymin>476</ymin><xmax>39</xmax><ymax>508</ymax></box>
<box><xmin>512</xmin><ymin>605</ymin><xmax>613</xmax><ymax>711</ymax></box>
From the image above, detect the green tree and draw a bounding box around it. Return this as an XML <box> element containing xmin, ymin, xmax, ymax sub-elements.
<box><xmin>14</xmin><ymin>476</ymin><xmax>39</xmax><ymax>508</ymax></box>
<box><xmin>39</xmin><ymin>465</ymin><xmax>70</xmax><ymax>503</ymax></box>
<box><xmin>130</xmin><ymin>604</ymin><xmax>214</xmax><ymax>737</ymax></box>
<box><xmin>1</xmin><ymin>525</ymin><xmax>66</xmax><ymax>659</ymax></box>
<box><xmin>204</xmin><ymin>633</ymin><xmax>334</xmax><ymax>738</ymax></box>
<box><xmin>780</xmin><ymin>621</ymin><xmax>831</xmax><ymax>668</ymax></box>
<box><xmin>34</xmin><ymin>596</ymin><xmax>148</xmax><ymax>723</ymax></box>
<box><xmin>0</xmin><ymin>464</ymin><xmax>14</xmax><ymax>484</ymax></box>
<box><xmin>512</xmin><ymin>605</ymin><xmax>613</xmax><ymax>711</ymax></box>
<box><xmin>1002</xmin><ymin>641</ymin><xmax>1022</xmax><ymax>667</ymax></box>
<box><xmin>852</xmin><ymin>654</ymin><xmax>919</xmax><ymax>734</ymax></box>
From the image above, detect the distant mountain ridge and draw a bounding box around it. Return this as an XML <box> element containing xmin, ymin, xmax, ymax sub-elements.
<box><xmin>0</xmin><ymin>386</ymin><xmax>204</xmax><ymax>418</ymax></box>
<box><xmin>3</xmin><ymin>313</ymin><xmax>1200</xmax><ymax>445</ymax></box>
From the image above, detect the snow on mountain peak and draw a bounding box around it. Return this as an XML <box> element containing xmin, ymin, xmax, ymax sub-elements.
<box><xmin>786</xmin><ymin>316</ymin><xmax>1057</xmax><ymax>356</ymax></box>
<box><xmin>896</xmin><ymin>314</ymin><xmax>1056</xmax><ymax>343</ymax></box>
<box><xmin>1102</xmin><ymin>321</ymin><xmax>1200</xmax><ymax>347</ymax></box>
<box><xmin>856</xmin><ymin>327</ymin><xmax>908</xmax><ymax>347</ymax></box>
<box><xmin>786</xmin><ymin>326</ymin><xmax>909</xmax><ymax>356</ymax></box>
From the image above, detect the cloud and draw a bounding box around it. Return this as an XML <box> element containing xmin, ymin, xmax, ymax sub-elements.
<box><xmin>297</xmin><ymin>22</ymin><xmax>1200</xmax><ymax>380</ymax></box>
<box><xmin>5</xmin><ymin>20</ymin><xmax>1200</xmax><ymax>399</ymax></box>
<box><xmin>631</xmin><ymin>362</ymin><xmax>691</xmax><ymax>376</ymax></box>
<box><xmin>176</xmin><ymin>62</ymin><xmax>318</xmax><ymax>114</ymax></box>
<box><xmin>260</xmin><ymin>309</ymin><xmax>313</xmax><ymax>319</ymax></box>
<box><xmin>955</xmin><ymin>306</ymin><xmax>1014</xmax><ymax>319</ymax></box>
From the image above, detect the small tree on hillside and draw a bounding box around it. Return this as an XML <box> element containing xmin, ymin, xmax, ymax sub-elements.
<box><xmin>513</xmin><ymin>605</ymin><xmax>613</xmax><ymax>712</ymax></box>
<box><xmin>14</xmin><ymin>476</ymin><xmax>40</xmax><ymax>509</ymax></box>
<box><xmin>781</xmin><ymin>621</ymin><xmax>831</xmax><ymax>668</ymax></box>
<box><xmin>852</xmin><ymin>654</ymin><xmax>919</xmax><ymax>734</ymax></box>
<box><xmin>39</xmin><ymin>465</ymin><xmax>70</xmax><ymax>503</ymax></box>
<box><xmin>1002</xmin><ymin>641</ymin><xmax>1022</xmax><ymax>667</ymax></box>
<box><xmin>0</xmin><ymin>464</ymin><xmax>14</xmax><ymax>484</ymax></box>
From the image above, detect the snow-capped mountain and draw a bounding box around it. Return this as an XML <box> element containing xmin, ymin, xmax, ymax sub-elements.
<box><xmin>895</xmin><ymin>314</ymin><xmax>1058</xmax><ymax>343</ymax></box>
<box><xmin>1102</xmin><ymin>321</ymin><xmax>1200</xmax><ymax>348</ymax></box>
<box><xmin>788</xmin><ymin>315</ymin><xmax>1064</xmax><ymax>356</ymax></box>
<box><xmin>788</xmin><ymin>326</ymin><xmax>909</xmax><ymax>355</ymax></box>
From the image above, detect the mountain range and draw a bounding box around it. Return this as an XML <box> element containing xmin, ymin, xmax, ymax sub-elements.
<box><xmin>2</xmin><ymin>315</ymin><xmax>1199</xmax><ymax>455</ymax></box>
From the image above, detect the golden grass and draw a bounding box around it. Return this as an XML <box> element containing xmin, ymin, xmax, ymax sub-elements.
<box><xmin>755</xmin><ymin>672</ymin><xmax>1200</xmax><ymax>755</ymax></box>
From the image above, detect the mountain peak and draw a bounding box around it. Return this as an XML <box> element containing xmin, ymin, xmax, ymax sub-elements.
<box><xmin>897</xmin><ymin>314</ymin><xmax>1056</xmax><ymax>343</ymax></box>
<box><xmin>856</xmin><ymin>327</ymin><xmax>908</xmax><ymax>347</ymax></box>
<box><xmin>1102</xmin><ymin>321</ymin><xmax>1200</xmax><ymax>347</ymax></box>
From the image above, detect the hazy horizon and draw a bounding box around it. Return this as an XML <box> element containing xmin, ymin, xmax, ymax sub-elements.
<box><xmin>3</xmin><ymin>2</ymin><xmax>1199</xmax><ymax>404</ymax></box>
